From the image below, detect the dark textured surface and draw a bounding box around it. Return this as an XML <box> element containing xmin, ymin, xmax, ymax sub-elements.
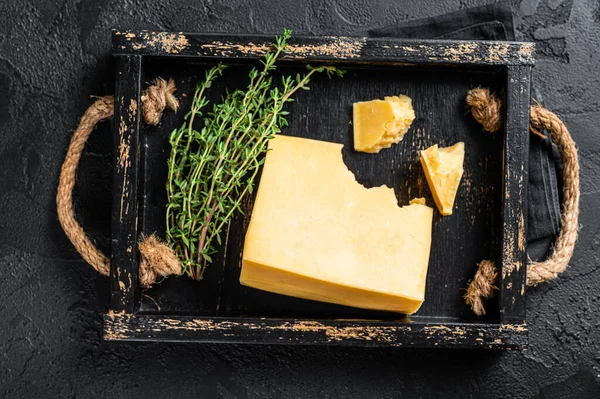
<box><xmin>0</xmin><ymin>0</ymin><xmax>599</xmax><ymax>397</ymax></box>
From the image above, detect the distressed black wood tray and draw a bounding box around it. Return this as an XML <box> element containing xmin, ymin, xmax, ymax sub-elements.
<box><xmin>105</xmin><ymin>31</ymin><xmax>533</xmax><ymax>349</ymax></box>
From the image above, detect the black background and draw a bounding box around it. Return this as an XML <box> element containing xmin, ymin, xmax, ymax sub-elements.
<box><xmin>1</xmin><ymin>0</ymin><xmax>600</xmax><ymax>397</ymax></box>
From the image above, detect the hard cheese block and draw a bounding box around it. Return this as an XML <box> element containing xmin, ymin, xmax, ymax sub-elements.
<box><xmin>353</xmin><ymin>95</ymin><xmax>415</xmax><ymax>153</ymax></box>
<box><xmin>241</xmin><ymin>135</ymin><xmax>433</xmax><ymax>314</ymax></box>
<box><xmin>420</xmin><ymin>142</ymin><xmax>465</xmax><ymax>216</ymax></box>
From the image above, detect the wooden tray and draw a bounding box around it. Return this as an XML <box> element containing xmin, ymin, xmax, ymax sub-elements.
<box><xmin>105</xmin><ymin>31</ymin><xmax>534</xmax><ymax>349</ymax></box>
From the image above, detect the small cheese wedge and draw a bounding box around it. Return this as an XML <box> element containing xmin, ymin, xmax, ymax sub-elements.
<box><xmin>241</xmin><ymin>135</ymin><xmax>433</xmax><ymax>314</ymax></box>
<box><xmin>353</xmin><ymin>95</ymin><xmax>416</xmax><ymax>153</ymax></box>
<box><xmin>420</xmin><ymin>142</ymin><xmax>465</xmax><ymax>216</ymax></box>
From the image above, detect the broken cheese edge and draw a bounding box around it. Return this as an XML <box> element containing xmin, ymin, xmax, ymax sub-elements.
<box><xmin>409</xmin><ymin>197</ymin><xmax>426</xmax><ymax>206</ymax></box>
<box><xmin>420</xmin><ymin>142</ymin><xmax>465</xmax><ymax>216</ymax></box>
<box><xmin>241</xmin><ymin>135</ymin><xmax>433</xmax><ymax>314</ymax></box>
<box><xmin>353</xmin><ymin>95</ymin><xmax>416</xmax><ymax>153</ymax></box>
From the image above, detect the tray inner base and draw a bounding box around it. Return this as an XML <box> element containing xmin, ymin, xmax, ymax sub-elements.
<box><xmin>138</xmin><ymin>59</ymin><xmax>506</xmax><ymax>323</ymax></box>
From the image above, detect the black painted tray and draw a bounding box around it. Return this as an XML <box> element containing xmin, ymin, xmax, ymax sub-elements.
<box><xmin>105</xmin><ymin>31</ymin><xmax>533</xmax><ymax>349</ymax></box>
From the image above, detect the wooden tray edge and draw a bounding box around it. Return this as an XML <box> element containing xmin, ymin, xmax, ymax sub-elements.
<box><xmin>111</xmin><ymin>30</ymin><xmax>535</xmax><ymax>66</ymax></box>
<box><xmin>103</xmin><ymin>312</ymin><xmax>528</xmax><ymax>350</ymax></box>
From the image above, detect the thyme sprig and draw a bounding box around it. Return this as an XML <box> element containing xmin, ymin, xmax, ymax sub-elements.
<box><xmin>166</xmin><ymin>29</ymin><xmax>345</xmax><ymax>279</ymax></box>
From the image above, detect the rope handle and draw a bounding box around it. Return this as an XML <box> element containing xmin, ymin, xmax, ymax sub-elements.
<box><xmin>464</xmin><ymin>88</ymin><xmax>580</xmax><ymax>315</ymax></box>
<box><xmin>57</xmin><ymin>78</ymin><xmax>182</xmax><ymax>288</ymax></box>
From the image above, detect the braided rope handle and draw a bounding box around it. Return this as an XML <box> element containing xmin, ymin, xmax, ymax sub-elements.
<box><xmin>56</xmin><ymin>78</ymin><xmax>181</xmax><ymax>288</ymax></box>
<box><xmin>527</xmin><ymin>106</ymin><xmax>580</xmax><ymax>285</ymax></box>
<box><xmin>464</xmin><ymin>88</ymin><xmax>580</xmax><ymax>315</ymax></box>
<box><xmin>57</xmin><ymin>96</ymin><xmax>114</xmax><ymax>275</ymax></box>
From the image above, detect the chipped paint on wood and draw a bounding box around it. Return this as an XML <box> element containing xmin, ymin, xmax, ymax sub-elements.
<box><xmin>518</xmin><ymin>212</ymin><xmax>526</xmax><ymax>253</ymax></box>
<box><xmin>106</xmin><ymin>310</ymin><xmax>127</xmax><ymax>318</ymax></box>
<box><xmin>488</xmin><ymin>43</ymin><xmax>510</xmax><ymax>63</ymax></box>
<box><xmin>199</xmin><ymin>41</ymin><xmax>270</xmax><ymax>57</ymax></box>
<box><xmin>112</xmin><ymin>31</ymin><xmax>535</xmax><ymax>66</ymax></box>
<box><xmin>129</xmin><ymin>99</ymin><xmax>137</xmax><ymax>114</ymax></box>
<box><xmin>151</xmin><ymin>318</ymin><xmax>403</xmax><ymax>344</ymax></box>
<box><xmin>497</xmin><ymin>65</ymin><xmax>530</xmax><ymax>323</ymax></box>
<box><xmin>500</xmin><ymin>324</ymin><xmax>527</xmax><ymax>332</ymax></box>
<box><xmin>503</xmin><ymin>262</ymin><xmax>517</xmax><ymax>278</ymax></box>
<box><xmin>103</xmin><ymin>314</ymin><xmax>527</xmax><ymax>349</ymax></box>
<box><xmin>104</xmin><ymin>312</ymin><xmax>133</xmax><ymax>340</ymax></box>
<box><xmin>263</xmin><ymin>321</ymin><xmax>399</xmax><ymax>343</ymax></box>
<box><xmin>114</xmin><ymin>266</ymin><xmax>132</xmax><ymax>307</ymax></box>
<box><xmin>118</xmin><ymin>117</ymin><xmax>129</xmax><ymax>169</ymax></box>
<box><xmin>111</xmin><ymin>55</ymin><xmax>142</xmax><ymax>314</ymax></box>
<box><xmin>370</xmin><ymin>41</ymin><xmax>533</xmax><ymax>64</ymax></box>
<box><xmin>443</xmin><ymin>43</ymin><xmax>477</xmax><ymax>61</ymax></box>
<box><xmin>287</xmin><ymin>37</ymin><xmax>365</xmax><ymax>58</ymax></box>
<box><xmin>518</xmin><ymin>43</ymin><xmax>535</xmax><ymax>62</ymax></box>
<box><xmin>118</xmin><ymin>116</ymin><xmax>130</xmax><ymax>222</ymax></box>
<box><xmin>120</xmin><ymin>99</ymin><xmax>137</xmax><ymax>220</ymax></box>
<box><xmin>118</xmin><ymin>31</ymin><xmax>365</xmax><ymax>59</ymax></box>
<box><xmin>424</xmin><ymin>325</ymin><xmax>452</xmax><ymax>334</ymax></box>
<box><xmin>198</xmin><ymin>37</ymin><xmax>365</xmax><ymax>59</ymax></box>
<box><xmin>501</xmin><ymin>194</ymin><xmax>524</xmax><ymax>277</ymax></box>
<box><xmin>116</xmin><ymin>98</ymin><xmax>138</xmax><ymax>222</ymax></box>
<box><xmin>117</xmin><ymin>31</ymin><xmax>190</xmax><ymax>54</ymax></box>
<box><xmin>423</xmin><ymin>325</ymin><xmax>468</xmax><ymax>342</ymax></box>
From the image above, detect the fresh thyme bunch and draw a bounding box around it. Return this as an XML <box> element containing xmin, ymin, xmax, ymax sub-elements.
<box><xmin>166</xmin><ymin>29</ymin><xmax>345</xmax><ymax>279</ymax></box>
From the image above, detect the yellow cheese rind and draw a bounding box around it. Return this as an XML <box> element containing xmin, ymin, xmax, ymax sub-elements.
<box><xmin>242</xmin><ymin>260</ymin><xmax>424</xmax><ymax>313</ymax></box>
<box><xmin>241</xmin><ymin>135</ymin><xmax>433</xmax><ymax>314</ymax></box>
<box><xmin>420</xmin><ymin>142</ymin><xmax>465</xmax><ymax>216</ymax></box>
<box><xmin>353</xmin><ymin>95</ymin><xmax>415</xmax><ymax>153</ymax></box>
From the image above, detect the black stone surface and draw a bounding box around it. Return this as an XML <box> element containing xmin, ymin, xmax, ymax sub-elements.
<box><xmin>0</xmin><ymin>0</ymin><xmax>599</xmax><ymax>397</ymax></box>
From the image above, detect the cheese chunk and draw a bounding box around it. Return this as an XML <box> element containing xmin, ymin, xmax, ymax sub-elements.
<box><xmin>241</xmin><ymin>135</ymin><xmax>433</xmax><ymax>314</ymax></box>
<box><xmin>353</xmin><ymin>95</ymin><xmax>416</xmax><ymax>153</ymax></box>
<box><xmin>420</xmin><ymin>142</ymin><xmax>465</xmax><ymax>216</ymax></box>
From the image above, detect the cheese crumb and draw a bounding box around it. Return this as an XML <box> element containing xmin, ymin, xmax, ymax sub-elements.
<box><xmin>409</xmin><ymin>197</ymin><xmax>426</xmax><ymax>206</ymax></box>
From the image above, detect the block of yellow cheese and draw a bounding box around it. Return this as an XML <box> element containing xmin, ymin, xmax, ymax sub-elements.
<box><xmin>353</xmin><ymin>95</ymin><xmax>416</xmax><ymax>153</ymax></box>
<box><xmin>420</xmin><ymin>142</ymin><xmax>465</xmax><ymax>216</ymax></box>
<box><xmin>240</xmin><ymin>135</ymin><xmax>433</xmax><ymax>314</ymax></box>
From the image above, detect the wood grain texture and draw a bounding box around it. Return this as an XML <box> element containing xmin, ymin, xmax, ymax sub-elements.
<box><xmin>104</xmin><ymin>313</ymin><xmax>527</xmax><ymax>349</ymax></box>
<box><xmin>498</xmin><ymin>66</ymin><xmax>531</xmax><ymax>323</ymax></box>
<box><xmin>112</xmin><ymin>31</ymin><xmax>535</xmax><ymax>66</ymax></box>
<box><xmin>110</xmin><ymin>55</ymin><xmax>143</xmax><ymax>313</ymax></box>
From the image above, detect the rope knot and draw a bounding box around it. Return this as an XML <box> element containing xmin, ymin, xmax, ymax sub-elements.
<box><xmin>464</xmin><ymin>260</ymin><xmax>498</xmax><ymax>316</ymax></box>
<box><xmin>138</xmin><ymin>235</ymin><xmax>181</xmax><ymax>288</ymax></box>
<box><xmin>141</xmin><ymin>78</ymin><xmax>179</xmax><ymax>125</ymax></box>
<box><xmin>465</xmin><ymin>87</ymin><xmax>502</xmax><ymax>133</ymax></box>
